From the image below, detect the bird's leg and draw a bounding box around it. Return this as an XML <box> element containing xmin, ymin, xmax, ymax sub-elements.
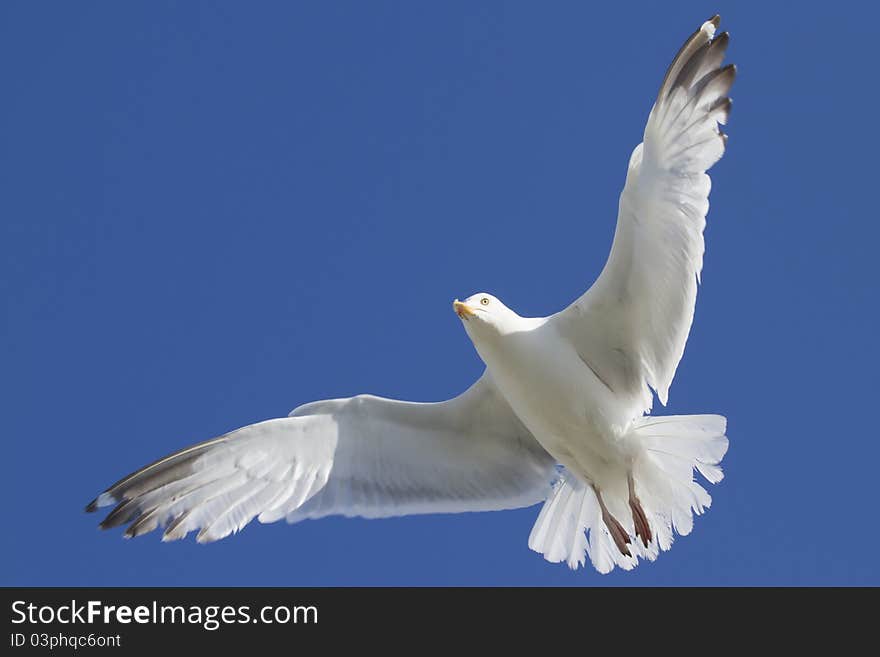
<box><xmin>594</xmin><ymin>486</ymin><xmax>632</xmax><ymax>558</ymax></box>
<box><xmin>628</xmin><ymin>473</ymin><xmax>652</xmax><ymax>548</ymax></box>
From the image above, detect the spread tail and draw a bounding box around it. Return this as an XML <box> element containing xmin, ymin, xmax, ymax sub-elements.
<box><xmin>528</xmin><ymin>414</ymin><xmax>728</xmax><ymax>573</ymax></box>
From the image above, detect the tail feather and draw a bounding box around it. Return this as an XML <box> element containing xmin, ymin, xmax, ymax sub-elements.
<box><xmin>528</xmin><ymin>472</ymin><xmax>639</xmax><ymax>574</ymax></box>
<box><xmin>528</xmin><ymin>414</ymin><xmax>728</xmax><ymax>573</ymax></box>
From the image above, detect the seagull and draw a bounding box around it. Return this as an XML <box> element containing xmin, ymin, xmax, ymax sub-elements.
<box><xmin>87</xmin><ymin>16</ymin><xmax>735</xmax><ymax>573</ymax></box>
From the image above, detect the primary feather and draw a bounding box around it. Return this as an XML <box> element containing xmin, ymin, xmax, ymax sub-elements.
<box><xmin>87</xmin><ymin>374</ymin><xmax>557</xmax><ymax>543</ymax></box>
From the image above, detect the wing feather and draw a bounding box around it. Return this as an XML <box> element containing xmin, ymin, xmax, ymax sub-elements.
<box><xmin>554</xmin><ymin>17</ymin><xmax>735</xmax><ymax>412</ymax></box>
<box><xmin>86</xmin><ymin>373</ymin><xmax>557</xmax><ymax>542</ymax></box>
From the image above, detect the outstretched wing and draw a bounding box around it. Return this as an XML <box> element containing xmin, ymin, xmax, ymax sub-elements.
<box><xmin>86</xmin><ymin>373</ymin><xmax>557</xmax><ymax>543</ymax></box>
<box><xmin>553</xmin><ymin>16</ymin><xmax>735</xmax><ymax>413</ymax></box>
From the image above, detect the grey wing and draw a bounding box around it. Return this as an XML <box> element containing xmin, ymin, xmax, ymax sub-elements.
<box><xmin>553</xmin><ymin>17</ymin><xmax>735</xmax><ymax>414</ymax></box>
<box><xmin>86</xmin><ymin>372</ymin><xmax>557</xmax><ymax>542</ymax></box>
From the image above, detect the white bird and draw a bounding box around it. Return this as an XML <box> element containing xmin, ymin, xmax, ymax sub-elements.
<box><xmin>87</xmin><ymin>16</ymin><xmax>734</xmax><ymax>573</ymax></box>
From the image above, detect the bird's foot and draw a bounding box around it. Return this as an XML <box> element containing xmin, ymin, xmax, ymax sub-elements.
<box><xmin>629</xmin><ymin>497</ymin><xmax>652</xmax><ymax>547</ymax></box>
<box><xmin>595</xmin><ymin>487</ymin><xmax>632</xmax><ymax>558</ymax></box>
<box><xmin>628</xmin><ymin>474</ymin><xmax>652</xmax><ymax>548</ymax></box>
<box><xmin>603</xmin><ymin>510</ymin><xmax>632</xmax><ymax>558</ymax></box>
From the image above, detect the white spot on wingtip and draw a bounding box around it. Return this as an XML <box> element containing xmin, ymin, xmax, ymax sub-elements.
<box><xmin>701</xmin><ymin>21</ymin><xmax>717</xmax><ymax>39</ymax></box>
<box><xmin>95</xmin><ymin>492</ymin><xmax>115</xmax><ymax>508</ymax></box>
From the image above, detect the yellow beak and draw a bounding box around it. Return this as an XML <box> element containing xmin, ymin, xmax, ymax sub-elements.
<box><xmin>453</xmin><ymin>300</ymin><xmax>476</xmax><ymax>320</ymax></box>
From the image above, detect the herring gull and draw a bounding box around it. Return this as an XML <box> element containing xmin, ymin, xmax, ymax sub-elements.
<box><xmin>87</xmin><ymin>16</ymin><xmax>735</xmax><ymax>573</ymax></box>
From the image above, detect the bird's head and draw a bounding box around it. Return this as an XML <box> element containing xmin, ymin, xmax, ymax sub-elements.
<box><xmin>452</xmin><ymin>293</ymin><xmax>521</xmax><ymax>338</ymax></box>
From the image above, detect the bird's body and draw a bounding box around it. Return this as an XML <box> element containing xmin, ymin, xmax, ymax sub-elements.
<box><xmin>87</xmin><ymin>16</ymin><xmax>736</xmax><ymax>574</ymax></box>
<box><xmin>466</xmin><ymin>313</ymin><xmax>631</xmax><ymax>491</ymax></box>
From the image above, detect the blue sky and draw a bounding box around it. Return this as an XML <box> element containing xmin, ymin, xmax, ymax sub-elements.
<box><xmin>2</xmin><ymin>1</ymin><xmax>877</xmax><ymax>586</ymax></box>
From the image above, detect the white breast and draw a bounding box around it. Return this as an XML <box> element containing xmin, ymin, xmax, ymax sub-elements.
<box><xmin>470</xmin><ymin>321</ymin><xmax>634</xmax><ymax>483</ymax></box>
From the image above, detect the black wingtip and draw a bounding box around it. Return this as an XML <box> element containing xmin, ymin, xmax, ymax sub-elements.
<box><xmin>719</xmin><ymin>63</ymin><xmax>738</xmax><ymax>82</ymax></box>
<box><xmin>85</xmin><ymin>499</ymin><xmax>99</xmax><ymax>513</ymax></box>
<box><xmin>725</xmin><ymin>63</ymin><xmax>739</xmax><ymax>84</ymax></box>
<box><xmin>709</xmin><ymin>96</ymin><xmax>733</xmax><ymax>125</ymax></box>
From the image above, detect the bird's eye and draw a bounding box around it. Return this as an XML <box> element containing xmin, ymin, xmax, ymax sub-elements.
<box><xmin>481</xmin><ymin>298</ymin><xmax>489</xmax><ymax>306</ymax></box>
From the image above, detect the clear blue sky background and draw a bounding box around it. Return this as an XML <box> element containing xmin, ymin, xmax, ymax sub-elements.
<box><xmin>2</xmin><ymin>2</ymin><xmax>877</xmax><ymax>586</ymax></box>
